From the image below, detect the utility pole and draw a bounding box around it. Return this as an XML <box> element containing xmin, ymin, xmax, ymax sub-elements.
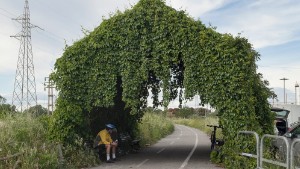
<box><xmin>44</xmin><ymin>77</ymin><xmax>55</xmax><ymax>115</ymax></box>
<box><xmin>280</xmin><ymin>78</ymin><xmax>289</xmax><ymax>104</ymax></box>
<box><xmin>295</xmin><ymin>82</ymin><xmax>299</xmax><ymax>105</ymax></box>
<box><xmin>11</xmin><ymin>0</ymin><xmax>42</xmax><ymax>112</ymax></box>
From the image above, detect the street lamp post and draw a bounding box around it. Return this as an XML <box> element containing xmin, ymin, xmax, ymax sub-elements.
<box><xmin>280</xmin><ymin>78</ymin><xmax>289</xmax><ymax>104</ymax></box>
<box><xmin>269</xmin><ymin>88</ymin><xmax>274</xmax><ymax>105</ymax></box>
<box><xmin>296</xmin><ymin>82</ymin><xmax>299</xmax><ymax>105</ymax></box>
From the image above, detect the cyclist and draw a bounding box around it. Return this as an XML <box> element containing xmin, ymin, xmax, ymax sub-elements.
<box><xmin>95</xmin><ymin>124</ymin><xmax>118</xmax><ymax>163</ymax></box>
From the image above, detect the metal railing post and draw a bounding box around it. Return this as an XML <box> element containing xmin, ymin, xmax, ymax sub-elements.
<box><xmin>290</xmin><ymin>139</ymin><xmax>300</xmax><ymax>169</ymax></box>
<box><xmin>260</xmin><ymin>134</ymin><xmax>290</xmax><ymax>169</ymax></box>
<box><xmin>238</xmin><ymin>131</ymin><xmax>260</xmax><ymax>168</ymax></box>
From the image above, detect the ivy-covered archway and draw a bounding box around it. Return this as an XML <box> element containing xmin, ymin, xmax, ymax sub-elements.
<box><xmin>50</xmin><ymin>0</ymin><xmax>274</xmax><ymax>168</ymax></box>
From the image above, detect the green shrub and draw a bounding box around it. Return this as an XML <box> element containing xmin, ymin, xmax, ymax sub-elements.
<box><xmin>137</xmin><ymin>111</ymin><xmax>174</xmax><ymax>146</ymax></box>
<box><xmin>0</xmin><ymin>114</ymin><xmax>59</xmax><ymax>169</ymax></box>
<box><xmin>0</xmin><ymin>114</ymin><xmax>99</xmax><ymax>169</ymax></box>
<box><xmin>175</xmin><ymin>107</ymin><xmax>195</xmax><ymax>118</ymax></box>
<box><xmin>61</xmin><ymin>143</ymin><xmax>100</xmax><ymax>168</ymax></box>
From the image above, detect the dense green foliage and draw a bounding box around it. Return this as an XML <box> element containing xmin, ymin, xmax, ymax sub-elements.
<box><xmin>50</xmin><ymin>0</ymin><xmax>274</xmax><ymax>168</ymax></box>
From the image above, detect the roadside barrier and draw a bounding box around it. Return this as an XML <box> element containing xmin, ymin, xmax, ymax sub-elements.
<box><xmin>237</xmin><ymin>131</ymin><xmax>300</xmax><ymax>169</ymax></box>
<box><xmin>238</xmin><ymin>131</ymin><xmax>260</xmax><ymax>169</ymax></box>
<box><xmin>291</xmin><ymin>139</ymin><xmax>300</xmax><ymax>169</ymax></box>
<box><xmin>260</xmin><ymin>134</ymin><xmax>289</xmax><ymax>169</ymax></box>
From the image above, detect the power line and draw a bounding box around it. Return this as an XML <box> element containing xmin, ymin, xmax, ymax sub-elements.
<box><xmin>0</xmin><ymin>11</ymin><xmax>12</xmax><ymax>19</ymax></box>
<box><xmin>0</xmin><ymin>6</ymin><xmax>65</xmax><ymax>44</ymax></box>
<box><xmin>0</xmin><ymin>31</ymin><xmax>10</xmax><ymax>37</ymax></box>
<box><xmin>257</xmin><ymin>65</ymin><xmax>300</xmax><ymax>70</ymax></box>
<box><xmin>0</xmin><ymin>7</ymin><xmax>17</xmax><ymax>17</ymax></box>
<box><xmin>35</xmin><ymin>0</ymin><xmax>83</xmax><ymax>27</ymax></box>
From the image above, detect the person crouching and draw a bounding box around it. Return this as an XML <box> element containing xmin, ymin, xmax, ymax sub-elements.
<box><xmin>96</xmin><ymin>124</ymin><xmax>118</xmax><ymax>163</ymax></box>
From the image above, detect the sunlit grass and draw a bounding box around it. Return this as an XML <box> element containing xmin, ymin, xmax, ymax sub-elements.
<box><xmin>0</xmin><ymin>114</ymin><xmax>59</xmax><ymax>169</ymax></box>
<box><xmin>0</xmin><ymin>114</ymin><xmax>99</xmax><ymax>169</ymax></box>
<box><xmin>137</xmin><ymin>112</ymin><xmax>174</xmax><ymax>146</ymax></box>
<box><xmin>172</xmin><ymin>116</ymin><xmax>223</xmax><ymax>138</ymax></box>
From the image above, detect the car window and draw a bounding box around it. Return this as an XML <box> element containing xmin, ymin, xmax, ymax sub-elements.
<box><xmin>272</xmin><ymin>110</ymin><xmax>289</xmax><ymax>117</ymax></box>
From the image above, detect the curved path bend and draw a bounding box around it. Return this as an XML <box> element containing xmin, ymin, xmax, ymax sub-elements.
<box><xmin>91</xmin><ymin>124</ymin><xmax>224</xmax><ymax>169</ymax></box>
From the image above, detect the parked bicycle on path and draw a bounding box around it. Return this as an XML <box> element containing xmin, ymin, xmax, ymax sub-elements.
<box><xmin>207</xmin><ymin>125</ymin><xmax>224</xmax><ymax>150</ymax></box>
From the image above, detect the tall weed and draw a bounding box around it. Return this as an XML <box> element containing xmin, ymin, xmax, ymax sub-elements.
<box><xmin>137</xmin><ymin>112</ymin><xmax>174</xmax><ymax>146</ymax></box>
<box><xmin>0</xmin><ymin>114</ymin><xmax>59</xmax><ymax>169</ymax></box>
<box><xmin>0</xmin><ymin>114</ymin><xmax>99</xmax><ymax>169</ymax></box>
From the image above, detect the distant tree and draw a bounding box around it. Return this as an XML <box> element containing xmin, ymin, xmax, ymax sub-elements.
<box><xmin>24</xmin><ymin>105</ymin><xmax>48</xmax><ymax>117</ymax></box>
<box><xmin>0</xmin><ymin>95</ymin><xmax>6</xmax><ymax>104</ymax></box>
<box><xmin>0</xmin><ymin>95</ymin><xmax>16</xmax><ymax>117</ymax></box>
<box><xmin>175</xmin><ymin>107</ymin><xmax>194</xmax><ymax>118</ymax></box>
<box><xmin>143</xmin><ymin>106</ymin><xmax>163</xmax><ymax>113</ymax></box>
<box><xmin>194</xmin><ymin>107</ymin><xmax>211</xmax><ymax>116</ymax></box>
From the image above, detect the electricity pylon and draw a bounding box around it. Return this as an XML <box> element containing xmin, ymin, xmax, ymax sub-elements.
<box><xmin>11</xmin><ymin>0</ymin><xmax>41</xmax><ymax>112</ymax></box>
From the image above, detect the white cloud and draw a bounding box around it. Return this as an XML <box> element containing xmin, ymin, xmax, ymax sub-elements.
<box><xmin>166</xmin><ymin>0</ymin><xmax>231</xmax><ymax>17</ymax></box>
<box><xmin>203</xmin><ymin>1</ymin><xmax>300</xmax><ymax>48</ymax></box>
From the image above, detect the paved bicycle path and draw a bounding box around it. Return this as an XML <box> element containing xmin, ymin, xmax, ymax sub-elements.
<box><xmin>90</xmin><ymin>124</ymin><xmax>224</xmax><ymax>169</ymax></box>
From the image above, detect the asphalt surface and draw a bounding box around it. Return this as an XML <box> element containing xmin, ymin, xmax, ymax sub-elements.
<box><xmin>90</xmin><ymin>124</ymin><xmax>224</xmax><ymax>169</ymax></box>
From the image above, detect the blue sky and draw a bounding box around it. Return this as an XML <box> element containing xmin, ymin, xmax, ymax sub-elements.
<box><xmin>0</xmin><ymin>0</ymin><xmax>299</xmax><ymax>108</ymax></box>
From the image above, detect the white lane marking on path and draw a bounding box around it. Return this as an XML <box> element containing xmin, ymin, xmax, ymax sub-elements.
<box><xmin>111</xmin><ymin>166</ymin><xmax>123</xmax><ymax>169</ymax></box>
<box><xmin>180</xmin><ymin>128</ymin><xmax>183</xmax><ymax>136</ymax></box>
<box><xmin>178</xmin><ymin>126</ymin><xmax>198</xmax><ymax>169</ymax></box>
<box><xmin>136</xmin><ymin>159</ymin><xmax>149</xmax><ymax>168</ymax></box>
<box><xmin>176</xmin><ymin>125</ymin><xmax>183</xmax><ymax>137</ymax></box>
<box><xmin>157</xmin><ymin>148</ymin><xmax>165</xmax><ymax>154</ymax></box>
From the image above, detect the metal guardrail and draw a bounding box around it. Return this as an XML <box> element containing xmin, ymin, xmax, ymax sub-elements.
<box><xmin>238</xmin><ymin>131</ymin><xmax>260</xmax><ymax>168</ymax></box>
<box><xmin>291</xmin><ymin>139</ymin><xmax>300</xmax><ymax>169</ymax></box>
<box><xmin>237</xmin><ymin>131</ymin><xmax>297</xmax><ymax>169</ymax></box>
<box><xmin>260</xmin><ymin>134</ymin><xmax>290</xmax><ymax>169</ymax></box>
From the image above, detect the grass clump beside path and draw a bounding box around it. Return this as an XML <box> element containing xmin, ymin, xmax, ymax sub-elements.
<box><xmin>0</xmin><ymin>114</ymin><xmax>99</xmax><ymax>169</ymax></box>
<box><xmin>0</xmin><ymin>114</ymin><xmax>59</xmax><ymax>169</ymax></box>
<box><xmin>137</xmin><ymin>111</ymin><xmax>174</xmax><ymax>146</ymax></box>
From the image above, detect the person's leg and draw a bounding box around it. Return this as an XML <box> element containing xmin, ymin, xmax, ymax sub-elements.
<box><xmin>112</xmin><ymin>143</ymin><xmax>118</xmax><ymax>159</ymax></box>
<box><xmin>105</xmin><ymin>144</ymin><xmax>111</xmax><ymax>161</ymax></box>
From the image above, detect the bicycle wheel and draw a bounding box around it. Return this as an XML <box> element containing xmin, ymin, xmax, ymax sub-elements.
<box><xmin>210</xmin><ymin>131</ymin><xmax>215</xmax><ymax>150</ymax></box>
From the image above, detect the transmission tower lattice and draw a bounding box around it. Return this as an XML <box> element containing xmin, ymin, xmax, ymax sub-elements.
<box><xmin>11</xmin><ymin>0</ymin><xmax>40</xmax><ymax>112</ymax></box>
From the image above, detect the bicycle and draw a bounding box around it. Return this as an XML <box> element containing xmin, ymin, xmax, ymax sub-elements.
<box><xmin>207</xmin><ymin>125</ymin><xmax>224</xmax><ymax>150</ymax></box>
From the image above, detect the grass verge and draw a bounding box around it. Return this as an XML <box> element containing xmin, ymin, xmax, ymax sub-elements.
<box><xmin>0</xmin><ymin>114</ymin><xmax>99</xmax><ymax>169</ymax></box>
<box><xmin>137</xmin><ymin>111</ymin><xmax>174</xmax><ymax>146</ymax></box>
<box><xmin>172</xmin><ymin>116</ymin><xmax>222</xmax><ymax>137</ymax></box>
